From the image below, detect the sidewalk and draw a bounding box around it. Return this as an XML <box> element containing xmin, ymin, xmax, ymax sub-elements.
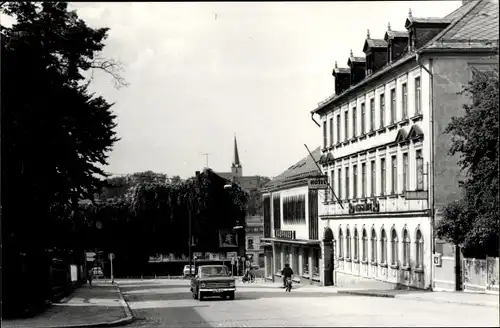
<box><xmin>243</xmin><ymin>279</ymin><xmax>499</xmax><ymax>307</ymax></box>
<box><xmin>2</xmin><ymin>282</ymin><xmax>134</xmax><ymax>328</ymax></box>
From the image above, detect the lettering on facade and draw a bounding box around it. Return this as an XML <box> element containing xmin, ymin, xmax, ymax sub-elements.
<box><xmin>274</xmin><ymin>229</ymin><xmax>297</xmax><ymax>240</ymax></box>
<box><xmin>308</xmin><ymin>176</ymin><xmax>329</xmax><ymax>190</ymax></box>
<box><xmin>348</xmin><ymin>200</ymin><xmax>380</xmax><ymax>214</ymax></box>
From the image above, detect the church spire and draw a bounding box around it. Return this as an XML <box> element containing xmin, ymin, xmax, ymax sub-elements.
<box><xmin>233</xmin><ymin>134</ymin><xmax>240</xmax><ymax>166</ymax></box>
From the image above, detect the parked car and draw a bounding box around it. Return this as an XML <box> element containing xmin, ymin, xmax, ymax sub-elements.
<box><xmin>190</xmin><ymin>265</ymin><xmax>236</xmax><ymax>301</ymax></box>
<box><xmin>183</xmin><ymin>265</ymin><xmax>195</xmax><ymax>278</ymax></box>
<box><xmin>91</xmin><ymin>266</ymin><xmax>104</xmax><ymax>279</ymax></box>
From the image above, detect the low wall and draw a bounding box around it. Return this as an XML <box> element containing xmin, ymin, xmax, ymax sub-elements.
<box><xmin>463</xmin><ymin>257</ymin><xmax>499</xmax><ymax>294</ymax></box>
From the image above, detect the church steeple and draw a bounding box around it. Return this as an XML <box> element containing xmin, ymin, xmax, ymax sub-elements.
<box><xmin>231</xmin><ymin>134</ymin><xmax>243</xmax><ymax>177</ymax></box>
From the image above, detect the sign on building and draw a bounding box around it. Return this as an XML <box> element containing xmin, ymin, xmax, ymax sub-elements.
<box><xmin>308</xmin><ymin>176</ymin><xmax>328</xmax><ymax>190</ymax></box>
<box><xmin>219</xmin><ymin>229</ymin><xmax>239</xmax><ymax>248</ymax></box>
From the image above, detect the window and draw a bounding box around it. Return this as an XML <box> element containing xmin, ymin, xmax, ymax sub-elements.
<box><xmin>415</xmin><ymin>77</ymin><xmax>421</xmax><ymax>114</ymax></box>
<box><xmin>346</xmin><ymin>228</ymin><xmax>351</xmax><ymax>259</ymax></box>
<box><xmin>313</xmin><ymin>249</ymin><xmax>320</xmax><ymax>276</ymax></box>
<box><xmin>338</xmin><ymin>229</ymin><xmax>344</xmax><ymax>259</ymax></box>
<box><xmin>330</xmin><ymin>169</ymin><xmax>335</xmax><ymax>201</ymax></box>
<box><xmin>416</xmin><ymin>149</ymin><xmax>424</xmax><ymax>191</ymax></box>
<box><xmin>323</xmin><ymin>121</ymin><xmax>327</xmax><ymax>148</ymax></box>
<box><xmin>338</xmin><ymin>169</ymin><xmax>342</xmax><ymax>199</ymax></box>
<box><xmin>390</xmin><ymin>88</ymin><xmax>396</xmax><ymax>124</ymax></box>
<box><xmin>416</xmin><ymin>229</ymin><xmax>424</xmax><ymax>268</ymax></box>
<box><xmin>361</xmin><ymin>103</ymin><xmax>366</xmax><ymax>134</ymax></box>
<box><xmin>325</xmin><ymin>171</ymin><xmax>330</xmax><ymax>200</ymax></box>
<box><xmin>402</xmin><ymin>83</ymin><xmax>408</xmax><ymax>119</ymax></box>
<box><xmin>370</xmin><ymin>98</ymin><xmax>375</xmax><ymax>131</ymax></box>
<box><xmin>345</xmin><ymin>167</ymin><xmax>350</xmax><ymax>199</ymax></box>
<box><xmin>391</xmin><ymin>155</ymin><xmax>397</xmax><ymax>194</ymax></box>
<box><xmin>391</xmin><ymin>229</ymin><xmax>398</xmax><ymax>266</ymax></box>
<box><xmin>283</xmin><ymin>195</ymin><xmax>306</xmax><ymax>224</ymax></box>
<box><xmin>380</xmin><ymin>93</ymin><xmax>385</xmax><ymax>128</ymax></box>
<box><xmin>352</xmin><ymin>107</ymin><xmax>357</xmax><ymax>137</ymax></box>
<box><xmin>380</xmin><ymin>158</ymin><xmax>386</xmax><ymax>196</ymax></box>
<box><xmin>371</xmin><ymin>228</ymin><xmax>377</xmax><ymax>263</ymax></box>
<box><xmin>354</xmin><ymin>229</ymin><xmax>359</xmax><ymax>260</ymax></box>
<box><xmin>381</xmin><ymin>229</ymin><xmax>387</xmax><ymax>264</ymax></box>
<box><xmin>353</xmin><ymin>165</ymin><xmax>358</xmax><ymax>199</ymax></box>
<box><xmin>362</xmin><ymin>229</ymin><xmax>368</xmax><ymax>262</ymax></box>
<box><xmin>344</xmin><ymin>111</ymin><xmax>349</xmax><ymax>141</ymax></box>
<box><xmin>329</xmin><ymin>117</ymin><xmax>334</xmax><ymax>146</ymax></box>
<box><xmin>370</xmin><ymin>160</ymin><xmax>376</xmax><ymax>196</ymax></box>
<box><xmin>403</xmin><ymin>229</ymin><xmax>410</xmax><ymax>267</ymax></box>
<box><xmin>247</xmin><ymin>237</ymin><xmax>254</xmax><ymax>250</ymax></box>
<box><xmin>336</xmin><ymin>114</ymin><xmax>340</xmax><ymax>143</ymax></box>
<box><xmin>362</xmin><ymin>163</ymin><xmax>366</xmax><ymax>198</ymax></box>
<box><xmin>303</xmin><ymin>248</ymin><xmax>309</xmax><ymax>274</ymax></box>
<box><xmin>403</xmin><ymin>153</ymin><xmax>409</xmax><ymax>192</ymax></box>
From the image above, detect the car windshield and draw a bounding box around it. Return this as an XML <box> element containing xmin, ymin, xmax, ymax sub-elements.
<box><xmin>184</xmin><ymin>265</ymin><xmax>193</xmax><ymax>269</ymax></box>
<box><xmin>199</xmin><ymin>266</ymin><xmax>229</xmax><ymax>277</ymax></box>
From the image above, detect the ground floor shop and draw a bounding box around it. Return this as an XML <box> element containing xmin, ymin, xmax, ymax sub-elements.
<box><xmin>262</xmin><ymin>240</ymin><xmax>323</xmax><ymax>286</ymax></box>
<box><xmin>321</xmin><ymin>212</ymin><xmax>432</xmax><ymax>289</ymax></box>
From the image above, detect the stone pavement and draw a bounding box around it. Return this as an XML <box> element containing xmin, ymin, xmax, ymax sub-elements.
<box><xmin>2</xmin><ymin>282</ymin><xmax>134</xmax><ymax>328</ymax></box>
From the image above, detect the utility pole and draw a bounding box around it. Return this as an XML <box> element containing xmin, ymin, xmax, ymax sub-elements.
<box><xmin>188</xmin><ymin>171</ymin><xmax>201</xmax><ymax>277</ymax></box>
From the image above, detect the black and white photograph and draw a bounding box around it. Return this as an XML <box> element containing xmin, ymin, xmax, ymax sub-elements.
<box><xmin>1</xmin><ymin>1</ymin><xmax>499</xmax><ymax>327</ymax></box>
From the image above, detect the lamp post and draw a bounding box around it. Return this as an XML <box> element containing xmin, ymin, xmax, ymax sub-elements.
<box><xmin>188</xmin><ymin>171</ymin><xmax>201</xmax><ymax>277</ymax></box>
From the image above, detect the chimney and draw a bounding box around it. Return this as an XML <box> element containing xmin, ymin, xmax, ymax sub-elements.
<box><xmin>347</xmin><ymin>50</ymin><xmax>366</xmax><ymax>86</ymax></box>
<box><xmin>332</xmin><ymin>60</ymin><xmax>351</xmax><ymax>95</ymax></box>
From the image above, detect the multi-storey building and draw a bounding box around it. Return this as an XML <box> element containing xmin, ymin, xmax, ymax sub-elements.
<box><xmin>260</xmin><ymin>147</ymin><xmax>325</xmax><ymax>285</ymax></box>
<box><xmin>311</xmin><ymin>0</ymin><xmax>498</xmax><ymax>289</ymax></box>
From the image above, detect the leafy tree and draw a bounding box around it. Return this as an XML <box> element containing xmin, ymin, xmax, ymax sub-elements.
<box><xmin>1</xmin><ymin>1</ymin><xmax>123</xmax><ymax>315</ymax></box>
<box><xmin>436</xmin><ymin>69</ymin><xmax>499</xmax><ymax>258</ymax></box>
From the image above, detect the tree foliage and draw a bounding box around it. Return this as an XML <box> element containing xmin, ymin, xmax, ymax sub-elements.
<box><xmin>436</xmin><ymin>69</ymin><xmax>499</xmax><ymax>258</ymax></box>
<box><xmin>81</xmin><ymin>168</ymin><xmax>248</xmax><ymax>275</ymax></box>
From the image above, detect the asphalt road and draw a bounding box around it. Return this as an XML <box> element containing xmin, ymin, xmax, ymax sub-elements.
<box><xmin>118</xmin><ymin>279</ymin><xmax>499</xmax><ymax>327</ymax></box>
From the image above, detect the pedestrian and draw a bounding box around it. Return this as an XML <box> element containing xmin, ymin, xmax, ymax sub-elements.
<box><xmin>88</xmin><ymin>269</ymin><xmax>93</xmax><ymax>288</ymax></box>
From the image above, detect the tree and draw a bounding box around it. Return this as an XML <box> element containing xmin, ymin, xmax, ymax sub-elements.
<box><xmin>437</xmin><ymin>69</ymin><xmax>499</xmax><ymax>258</ymax></box>
<box><xmin>1</xmin><ymin>2</ymin><xmax>123</xmax><ymax>314</ymax></box>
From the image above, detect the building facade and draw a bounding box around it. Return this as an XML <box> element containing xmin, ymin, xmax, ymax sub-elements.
<box><xmin>245</xmin><ymin>215</ymin><xmax>265</xmax><ymax>267</ymax></box>
<box><xmin>311</xmin><ymin>0</ymin><xmax>498</xmax><ymax>290</ymax></box>
<box><xmin>261</xmin><ymin>147</ymin><xmax>327</xmax><ymax>286</ymax></box>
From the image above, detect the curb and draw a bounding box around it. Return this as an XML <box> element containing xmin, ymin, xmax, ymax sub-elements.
<box><xmin>43</xmin><ymin>283</ymin><xmax>135</xmax><ymax>328</ymax></box>
<box><xmin>337</xmin><ymin>290</ymin><xmax>395</xmax><ymax>298</ymax></box>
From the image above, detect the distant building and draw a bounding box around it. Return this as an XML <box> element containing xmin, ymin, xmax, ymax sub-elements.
<box><xmin>260</xmin><ymin>147</ymin><xmax>325</xmax><ymax>286</ymax></box>
<box><xmin>215</xmin><ymin>135</ymin><xmax>269</xmax><ymax>266</ymax></box>
<box><xmin>311</xmin><ymin>0</ymin><xmax>499</xmax><ymax>290</ymax></box>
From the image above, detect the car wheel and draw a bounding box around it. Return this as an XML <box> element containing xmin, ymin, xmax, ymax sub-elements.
<box><xmin>228</xmin><ymin>292</ymin><xmax>235</xmax><ymax>300</ymax></box>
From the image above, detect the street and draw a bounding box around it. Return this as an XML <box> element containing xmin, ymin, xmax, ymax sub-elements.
<box><xmin>119</xmin><ymin>279</ymin><xmax>499</xmax><ymax>327</ymax></box>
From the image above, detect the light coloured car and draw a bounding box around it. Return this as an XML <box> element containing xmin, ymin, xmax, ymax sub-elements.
<box><xmin>183</xmin><ymin>265</ymin><xmax>194</xmax><ymax>278</ymax></box>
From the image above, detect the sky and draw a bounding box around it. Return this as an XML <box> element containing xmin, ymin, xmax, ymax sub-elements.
<box><xmin>3</xmin><ymin>1</ymin><xmax>463</xmax><ymax>179</ymax></box>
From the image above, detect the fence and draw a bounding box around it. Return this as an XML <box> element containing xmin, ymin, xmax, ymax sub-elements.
<box><xmin>463</xmin><ymin>257</ymin><xmax>499</xmax><ymax>293</ymax></box>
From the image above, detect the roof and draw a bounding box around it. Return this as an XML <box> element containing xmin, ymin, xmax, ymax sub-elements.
<box><xmin>332</xmin><ymin>67</ymin><xmax>350</xmax><ymax>75</ymax></box>
<box><xmin>312</xmin><ymin>0</ymin><xmax>497</xmax><ymax>116</ymax></box>
<box><xmin>363</xmin><ymin>39</ymin><xmax>388</xmax><ymax>52</ymax></box>
<box><xmin>384</xmin><ymin>30</ymin><xmax>409</xmax><ymax>41</ymax></box>
<box><xmin>216</xmin><ymin>172</ymin><xmax>235</xmax><ymax>180</ymax></box>
<box><xmin>438</xmin><ymin>0</ymin><xmax>498</xmax><ymax>41</ymax></box>
<box><xmin>347</xmin><ymin>56</ymin><xmax>366</xmax><ymax>66</ymax></box>
<box><xmin>405</xmin><ymin>17</ymin><xmax>452</xmax><ymax>28</ymax></box>
<box><xmin>263</xmin><ymin>147</ymin><xmax>322</xmax><ymax>190</ymax></box>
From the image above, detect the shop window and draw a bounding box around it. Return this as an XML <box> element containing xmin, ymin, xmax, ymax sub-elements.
<box><xmin>416</xmin><ymin>229</ymin><xmax>424</xmax><ymax>268</ymax></box>
<box><xmin>362</xmin><ymin>229</ymin><xmax>368</xmax><ymax>262</ymax></box>
<box><xmin>292</xmin><ymin>247</ymin><xmax>299</xmax><ymax>273</ymax></box>
<box><xmin>381</xmin><ymin>229</ymin><xmax>387</xmax><ymax>264</ymax></box>
<box><xmin>403</xmin><ymin>228</ymin><xmax>410</xmax><ymax>267</ymax></box>
<box><xmin>303</xmin><ymin>248</ymin><xmax>309</xmax><ymax>275</ymax></box>
<box><xmin>354</xmin><ymin>228</ymin><xmax>359</xmax><ymax>260</ymax></box>
<box><xmin>338</xmin><ymin>229</ymin><xmax>344</xmax><ymax>259</ymax></box>
<box><xmin>371</xmin><ymin>228</ymin><xmax>377</xmax><ymax>263</ymax></box>
<box><xmin>313</xmin><ymin>248</ymin><xmax>320</xmax><ymax>277</ymax></box>
<box><xmin>391</xmin><ymin>228</ymin><xmax>399</xmax><ymax>267</ymax></box>
<box><xmin>346</xmin><ymin>228</ymin><xmax>351</xmax><ymax>259</ymax></box>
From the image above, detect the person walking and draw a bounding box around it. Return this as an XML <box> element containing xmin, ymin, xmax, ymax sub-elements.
<box><xmin>88</xmin><ymin>269</ymin><xmax>93</xmax><ymax>289</ymax></box>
